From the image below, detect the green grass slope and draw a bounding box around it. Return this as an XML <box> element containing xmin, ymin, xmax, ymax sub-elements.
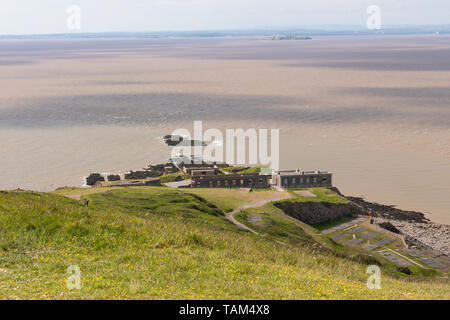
<box><xmin>0</xmin><ymin>188</ymin><xmax>448</xmax><ymax>299</ymax></box>
<box><xmin>158</xmin><ymin>171</ymin><xmax>191</xmax><ymax>183</ymax></box>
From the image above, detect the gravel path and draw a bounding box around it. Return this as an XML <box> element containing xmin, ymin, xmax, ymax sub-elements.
<box><xmin>225</xmin><ymin>195</ymin><xmax>292</xmax><ymax>235</ymax></box>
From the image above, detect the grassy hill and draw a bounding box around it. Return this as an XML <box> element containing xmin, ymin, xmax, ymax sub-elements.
<box><xmin>0</xmin><ymin>187</ymin><xmax>448</xmax><ymax>299</ymax></box>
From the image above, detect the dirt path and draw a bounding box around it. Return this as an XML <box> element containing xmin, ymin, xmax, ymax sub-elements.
<box><xmin>225</xmin><ymin>195</ymin><xmax>292</xmax><ymax>235</ymax></box>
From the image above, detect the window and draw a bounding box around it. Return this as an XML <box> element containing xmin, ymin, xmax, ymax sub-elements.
<box><xmin>306</xmin><ymin>178</ymin><xmax>310</xmax><ymax>183</ymax></box>
<box><xmin>258</xmin><ymin>178</ymin><xmax>263</xmax><ymax>183</ymax></box>
<box><xmin>284</xmin><ymin>178</ymin><xmax>288</xmax><ymax>184</ymax></box>
<box><xmin>217</xmin><ymin>181</ymin><xmax>221</xmax><ymax>186</ymax></box>
<box><xmin>313</xmin><ymin>177</ymin><xmax>317</xmax><ymax>183</ymax></box>
<box><xmin>292</xmin><ymin>178</ymin><xmax>296</xmax><ymax>184</ymax></box>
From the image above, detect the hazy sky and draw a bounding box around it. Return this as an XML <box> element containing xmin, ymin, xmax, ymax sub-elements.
<box><xmin>1</xmin><ymin>0</ymin><xmax>449</xmax><ymax>34</ymax></box>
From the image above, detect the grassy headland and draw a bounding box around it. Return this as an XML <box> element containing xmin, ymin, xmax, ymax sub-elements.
<box><xmin>0</xmin><ymin>187</ymin><xmax>448</xmax><ymax>299</ymax></box>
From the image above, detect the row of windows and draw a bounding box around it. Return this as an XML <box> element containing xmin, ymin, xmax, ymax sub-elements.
<box><xmin>196</xmin><ymin>178</ymin><xmax>265</xmax><ymax>186</ymax></box>
<box><xmin>282</xmin><ymin>177</ymin><xmax>328</xmax><ymax>184</ymax></box>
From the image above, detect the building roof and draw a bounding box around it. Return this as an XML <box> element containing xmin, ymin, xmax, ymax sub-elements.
<box><xmin>181</xmin><ymin>163</ymin><xmax>214</xmax><ymax>168</ymax></box>
<box><xmin>278</xmin><ymin>170</ymin><xmax>331</xmax><ymax>176</ymax></box>
<box><xmin>192</xmin><ymin>173</ymin><xmax>265</xmax><ymax>179</ymax></box>
<box><xmin>190</xmin><ymin>167</ymin><xmax>217</xmax><ymax>171</ymax></box>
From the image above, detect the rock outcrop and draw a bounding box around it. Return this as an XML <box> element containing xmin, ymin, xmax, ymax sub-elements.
<box><xmin>86</xmin><ymin>173</ymin><xmax>105</xmax><ymax>186</ymax></box>
<box><xmin>126</xmin><ymin>163</ymin><xmax>177</xmax><ymax>180</ymax></box>
<box><xmin>345</xmin><ymin>196</ymin><xmax>449</xmax><ymax>256</ymax></box>
<box><xmin>389</xmin><ymin>220</ymin><xmax>450</xmax><ymax>256</ymax></box>
<box><xmin>124</xmin><ymin>171</ymin><xmax>150</xmax><ymax>180</ymax></box>
<box><xmin>376</xmin><ymin>221</ymin><xmax>401</xmax><ymax>234</ymax></box>
<box><xmin>347</xmin><ymin>196</ymin><xmax>429</xmax><ymax>223</ymax></box>
<box><xmin>274</xmin><ymin>201</ymin><xmax>362</xmax><ymax>226</ymax></box>
<box><xmin>107</xmin><ymin>174</ymin><xmax>121</xmax><ymax>182</ymax></box>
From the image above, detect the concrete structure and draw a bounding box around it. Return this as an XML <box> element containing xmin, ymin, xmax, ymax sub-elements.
<box><xmin>164</xmin><ymin>179</ymin><xmax>192</xmax><ymax>188</ymax></box>
<box><xmin>213</xmin><ymin>162</ymin><xmax>230</xmax><ymax>169</ymax></box>
<box><xmin>191</xmin><ymin>168</ymin><xmax>218</xmax><ymax>177</ymax></box>
<box><xmin>110</xmin><ymin>178</ymin><xmax>161</xmax><ymax>187</ymax></box>
<box><xmin>164</xmin><ymin>165</ymin><xmax>178</xmax><ymax>175</ymax></box>
<box><xmin>180</xmin><ymin>162</ymin><xmax>214</xmax><ymax>174</ymax></box>
<box><xmin>191</xmin><ymin>173</ymin><xmax>270</xmax><ymax>189</ymax></box>
<box><xmin>143</xmin><ymin>162</ymin><xmax>177</xmax><ymax>177</ymax></box>
<box><xmin>184</xmin><ymin>166</ymin><xmax>219</xmax><ymax>175</ymax></box>
<box><xmin>272</xmin><ymin>170</ymin><xmax>332</xmax><ymax>188</ymax></box>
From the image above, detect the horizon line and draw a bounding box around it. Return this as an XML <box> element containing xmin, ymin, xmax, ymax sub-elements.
<box><xmin>1</xmin><ymin>24</ymin><xmax>450</xmax><ymax>37</ymax></box>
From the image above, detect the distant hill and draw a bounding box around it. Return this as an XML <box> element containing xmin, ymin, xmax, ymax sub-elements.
<box><xmin>1</xmin><ymin>25</ymin><xmax>450</xmax><ymax>39</ymax></box>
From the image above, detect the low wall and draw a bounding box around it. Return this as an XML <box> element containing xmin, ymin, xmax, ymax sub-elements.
<box><xmin>274</xmin><ymin>201</ymin><xmax>361</xmax><ymax>226</ymax></box>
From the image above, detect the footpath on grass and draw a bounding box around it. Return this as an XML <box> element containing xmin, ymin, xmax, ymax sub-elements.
<box><xmin>225</xmin><ymin>194</ymin><xmax>292</xmax><ymax>235</ymax></box>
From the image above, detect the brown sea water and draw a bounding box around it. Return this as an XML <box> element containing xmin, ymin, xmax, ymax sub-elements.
<box><xmin>0</xmin><ymin>35</ymin><xmax>449</xmax><ymax>224</ymax></box>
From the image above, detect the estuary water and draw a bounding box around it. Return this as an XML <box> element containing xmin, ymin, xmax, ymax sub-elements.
<box><xmin>0</xmin><ymin>35</ymin><xmax>449</xmax><ymax>224</ymax></box>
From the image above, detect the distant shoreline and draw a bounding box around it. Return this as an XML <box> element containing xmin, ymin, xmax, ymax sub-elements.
<box><xmin>1</xmin><ymin>25</ymin><xmax>450</xmax><ymax>40</ymax></box>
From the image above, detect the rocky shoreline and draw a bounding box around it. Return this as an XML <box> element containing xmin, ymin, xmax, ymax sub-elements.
<box><xmin>346</xmin><ymin>195</ymin><xmax>449</xmax><ymax>256</ymax></box>
<box><xmin>387</xmin><ymin>220</ymin><xmax>450</xmax><ymax>256</ymax></box>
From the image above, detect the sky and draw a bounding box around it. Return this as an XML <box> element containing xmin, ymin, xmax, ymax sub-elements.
<box><xmin>0</xmin><ymin>0</ymin><xmax>449</xmax><ymax>35</ymax></box>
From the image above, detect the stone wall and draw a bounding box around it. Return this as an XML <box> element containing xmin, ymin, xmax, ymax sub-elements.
<box><xmin>274</xmin><ymin>201</ymin><xmax>361</xmax><ymax>226</ymax></box>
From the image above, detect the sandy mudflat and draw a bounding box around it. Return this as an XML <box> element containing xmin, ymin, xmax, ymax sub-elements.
<box><xmin>0</xmin><ymin>35</ymin><xmax>449</xmax><ymax>223</ymax></box>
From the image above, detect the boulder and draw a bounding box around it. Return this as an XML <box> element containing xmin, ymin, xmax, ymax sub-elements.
<box><xmin>124</xmin><ymin>171</ymin><xmax>148</xmax><ymax>180</ymax></box>
<box><xmin>86</xmin><ymin>173</ymin><xmax>105</xmax><ymax>186</ymax></box>
<box><xmin>107</xmin><ymin>174</ymin><xmax>121</xmax><ymax>182</ymax></box>
<box><xmin>377</xmin><ymin>221</ymin><xmax>401</xmax><ymax>234</ymax></box>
